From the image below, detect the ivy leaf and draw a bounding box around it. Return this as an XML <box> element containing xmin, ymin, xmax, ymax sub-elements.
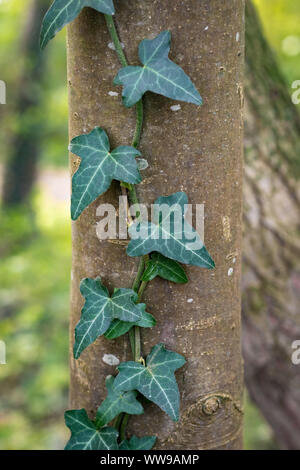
<box><xmin>65</xmin><ymin>409</ymin><xmax>95</xmax><ymax>435</ymax></box>
<box><xmin>119</xmin><ymin>435</ymin><xmax>156</xmax><ymax>450</ymax></box>
<box><xmin>70</xmin><ymin>127</ymin><xmax>141</xmax><ymax>220</ymax></box>
<box><xmin>142</xmin><ymin>253</ymin><xmax>188</xmax><ymax>284</ymax></box>
<box><xmin>127</xmin><ymin>192</ymin><xmax>215</xmax><ymax>269</ymax></box>
<box><xmin>40</xmin><ymin>0</ymin><xmax>115</xmax><ymax>49</ymax></box>
<box><xmin>66</xmin><ymin>426</ymin><xmax>119</xmax><ymax>450</ymax></box>
<box><xmin>74</xmin><ymin>278</ymin><xmax>146</xmax><ymax>359</ymax></box>
<box><xmin>114</xmin><ymin>343</ymin><xmax>186</xmax><ymax>421</ymax></box>
<box><xmin>95</xmin><ymin>376</ymin><xmax>144</xmax><ymax>427</ymax></box>
<box><xmin>64</xmin><ymin>408</ymin><xmax>118</xmax><ymax>450</ymax></box>
<box><xmin>114</xmin><ymin>31</ymin><xmax>202</xmax><ymax>108</ymax></box>
<box><xmin>105</xmin><ymin>305</ymin><xmax>156</xmax><ymax>340</ymax></box>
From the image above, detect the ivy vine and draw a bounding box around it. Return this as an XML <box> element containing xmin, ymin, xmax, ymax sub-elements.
<box><xmin>41</xmin><ymin>0</ymin><xmax>215</xmax><ymax>450</ymax></box>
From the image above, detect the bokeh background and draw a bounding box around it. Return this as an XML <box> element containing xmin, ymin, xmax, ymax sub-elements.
<box><xmin>0</xmin><ymin>0</ymin><xmax>299</xmax><ymax>450</ymax></box>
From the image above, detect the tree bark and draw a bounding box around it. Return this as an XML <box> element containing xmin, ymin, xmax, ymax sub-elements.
<box><xmin>68</xmin><ymin>0</ymin><xmax>244</xmax><ymax>449</ymax></box>
<box><xmin>243</xmin><ymin>0</ymin><xmax>300</xmax><ymax>450</ymax></box>
<box><xmin>2</xmin><ymin>0</ymin><xmax>48</xmax><ymax>207</ymax></box>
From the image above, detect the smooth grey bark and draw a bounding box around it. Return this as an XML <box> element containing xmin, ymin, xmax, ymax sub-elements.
<box><xmin>67</xmin><ymin>0</ymin><xmax>244</xmax><ymax>449</ymax></box>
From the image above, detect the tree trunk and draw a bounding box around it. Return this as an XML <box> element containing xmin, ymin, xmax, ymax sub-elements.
<box><xmin>68</xmin><ymin>0</ymin><xmax>244</xmax><ymax>449</ymax></box>
<box><xmin>243</xmin><ymin>0</ymin><xmax>300</xmax><ymax>450</ymax></box>
<box><xmin>2</xmin><ymin>0</ymin><xmax>48</xmax><ymax>207</ymax></box>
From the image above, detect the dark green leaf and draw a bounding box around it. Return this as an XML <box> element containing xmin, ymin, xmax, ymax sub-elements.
<box><xmin>40</xmin><ymin>0</ymin><xmax>115</xmax><ymax>49</ymax></box>
<box><xmin>70</xmin><ymin>127</ymin><xmax>141</xmax><ymax>220</ymax></box>
<box><xmin>127</xmin><ymin>192</ymin><xmax>215</xmax><ymax>269</ymax></box>
<box><xmin>114</xmin><ymin>343</ymin><xmax>186</xmax><ymax>421</ymax></box>
<box><xmin>142</xmin><ymin>253</ymin><xmax>188</xmax><ymax>283</ymax></box>
<box><xmin>119</xmin><ymin>435</ymin><xmax>156</xmax><ymax>450</ymax></box>
<box><xmin>65</xmin><ymin>409</ymin><xmax>95</xmax><ymax>435</ymax></box>
<box><xmin>114</xmin><ymin>31</ymin><xmax>202</xmax><ymax>108</ymax></box>
<box><xmin>74</xmin><ymin>278</ymin><xmax>147</xmax><ymax>359</ymax></box>
<box><xmin>105</xmin><ymin>304</ymin><xmax>156</xmax><ymax>340</ymax></box>
<box><xmin>64</xmin><ymin>408</ymin><xmax>119</xmax><ymax>450</ymax></box>
<box><xmin>65</xmin><ymin>426</ymin><xmax>118</xmax><ymax>450</ymax></box>
<box><xmin>95</xmin><ymin>376</ymin><xmax>143</xmax><ymax>427</ymax></box>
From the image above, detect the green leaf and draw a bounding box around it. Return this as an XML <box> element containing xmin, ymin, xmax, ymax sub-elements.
<box><xmin>40</xmin><ymin>0</ymin><xmax>115</xmax><ymax>49</ymax></box>
<box><xmin>141</xmin><ymin>262</ymin><xmax>159</xmax><ymax>282</ymax></box>
<box><xmin>74</xmin><ymin>278</ymin><xmax>147</xmax><ymax>359</ymax></box>
<box><xmin>127</xmin><ymin>192</ymin><xmax>215</xmax><ymax>269</ymax></box>
<box><xmin>64</xmin><ymin>408</ymin><xmax>118</xmax><ymax>450</ymax></box>
<box><xmin>114</xmin><ymin>343</ymin><xmax>186</xmax><ymax>421</ymax></box>
<box><xmin>95</xmin><ymin>376</ymin><xmax>144</xmax><ymax>427</ymax></box>
<box><xmin>142</xmin><ymin>253</ymin><xmax>188</xmax><ymax>283</ymax></box>
<box><xmin>65</xmin><ymin>427</ymin><xmax>118</xmax><ymax>450</ymax></box>
<box><xmin>119</xmin><ymin>435</ymin><xmax>156</xmax><ymax>450</ymax></box>
<box><xmin>70</xmin><ymin>127</ymin><xmax>141</xmax><ymax>220</ymax></box>
<box><xmin>105</xmin><ymin>305</ymin><xmax>156</xmax><ymax>340</ymax></box>
<box><xmin>65</xmin><ymin>409</ymin><xmax>95</xmax><ymax>435</ymax></box>
<box><xmin>114</xmin><ymin>31</ymin><xmax>202</xmax><ymax>108</ymax></box>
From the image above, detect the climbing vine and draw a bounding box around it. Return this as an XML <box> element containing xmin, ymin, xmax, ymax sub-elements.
<box><xmin>40</xmin><ymin>0</ymin><xmax>215</xmax><ymax>450</ymax></box>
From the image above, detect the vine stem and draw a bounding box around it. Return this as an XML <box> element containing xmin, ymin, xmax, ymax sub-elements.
<box><xmin>132</xmin><ymin>100</ymin><xmax>144</xmax><ymax>149</ymax></box>
<box><xmin>104</xmin><ymin>13</ymin><xmax>146</xmax><ymax>348</ymax></box>
<box><xmin>105</xmin><ymin>13</ymin><xmax>149</xmax><ymax>440</ymax></box>
<box><xmin>104</xmin><ymin>14</ymin><xmax>143</xmax><ymax>151</ymax></box>
<box><xmin>119</xmin><ymin>413</ymin><xmax>130</xmax><ymax>442</ymax></box>
<box><xmin>104</xmin><ymin>14</ymin><xmax>128</xmax><ymax>68</ymax></box>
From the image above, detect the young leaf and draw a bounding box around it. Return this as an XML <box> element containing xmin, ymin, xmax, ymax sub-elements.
<box><xmin>104</xmin><ymin>305</ymin><xmax>156</xmax><ymax>340</ymax></box>
<box><xmin>114</xmin><ymin>343</ymin><xmax>186</xmax><ymax>421</ymax></box>
<box><xmin>141</xmin><ymin>262</ymin><xmax>159</xmax><ymax>282</ymax></box>
<box><xmin>64</xmin><ymin>408</ymin><xmax>119</xmax><ymax>450</ymax></box>
<box><xmin>114</xmin><ymin>31</ymin><xmax>202</xmax><ymax>108</ymax></box>
<box><xmin>119</xmin><ymin>435</ymin><xmax>156</xmax><ymax>450</ymax></box>
<box><xmin>40</xmin><ymin>0</ymin><xmax>115</xmax><ymax>49</ymax></box>
<box><xmin>142</xmin><ymin>252</ymin><xmax>188</xmax><ymax>283</ymax></box>
<box><xmin>74</xmin><ymin>278</ymin><xmax>147</xmax><ymax>359</ymax></box>
<box><xmin>95</xmin><ymin>376</ymin><xmax>143</xmax><ymax>427</ymax></box>
<box><xmin>127</xmin><ymin>192</ymin><xmax>215</xmax><ymax>269</ymax></box>
<box><xmin>70</xmin><ymin>127</ymin><xmax>141</xmax><ymax>220</ymax></box>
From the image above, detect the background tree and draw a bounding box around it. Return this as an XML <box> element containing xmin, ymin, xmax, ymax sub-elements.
<box><xmin>243</xmin><ymin>0</ymin><xmax>300</xmax><ymax>449</ymax></box>
<box><xmin>67</xmin><ymin>0</ymin><xmax>244</xmax><ymax>449</ymax></box>
<box><xmin>2</xmin><ymin>0</ymin><xmax>49</xmax><ymax>207</ymax></box>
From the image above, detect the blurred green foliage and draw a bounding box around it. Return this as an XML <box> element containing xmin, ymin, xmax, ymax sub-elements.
<box><xmin>244</xmin><ymin>393</ymin><xmax>277</xmax><ymax>450</ymax></box>
<box><xmin>254</xmin><ymin>0</ymin><xmax>300</xmax><ymax>85</ymax></box>
<box><xmin>0</xmin><ymin>193</ymin><xmax>70</xmax><ymax>449</ymax></box>
<box><xmin>0</xmin><ymin>0</ymin><xmax>68</xmax><ymax>168</ymax></box>
<box><xmin>1</xmin><ymin>0</ymin><xmax>297</xmax><ymax>450</ymax></box>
